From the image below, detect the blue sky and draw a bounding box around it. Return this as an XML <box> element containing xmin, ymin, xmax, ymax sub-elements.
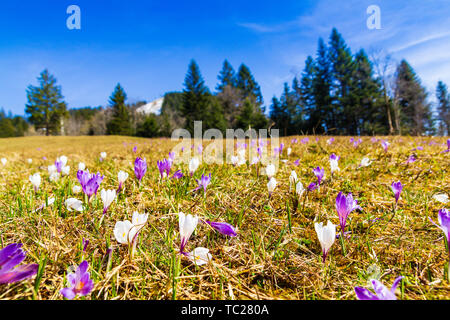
<box><xmin>1</xmin><ymin>0</ymin><xmax>450</xmax><ymax>116</ymax></box>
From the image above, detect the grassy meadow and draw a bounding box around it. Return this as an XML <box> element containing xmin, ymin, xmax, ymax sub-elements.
<box><xmin>0</xmin><ymin>135</ymin><xmax>449</xmax><ymax>300</ymax></box>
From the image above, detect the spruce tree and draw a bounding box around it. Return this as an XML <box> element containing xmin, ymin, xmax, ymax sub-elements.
<box><xmin>25</xmin><ymin>69</ymin><xmax>68</xmax><ymax>135</ymax></box>
<box><xmin>236</xmin><ymin>64</ymin><xmax>263</xmax><ymax>105</ymax></box>
<box><xmin>181</xmin><ymin>60</ymin><xmax>210</xmax><ymax>134</ymax></box>
<box><xmin>216</xmin><ymin>60</ymin><xmax>236</xmax><ymax>91</ymax></box>
<box><xmin>236</xmin><ymin>98</ymin><xmax>268</xmax><ymax>130</ymax></box>
<box><xmin>436</xmin><ymin>81</ymin><xmax>450</xmax><ymax>135</ymax></box>
<box><xmin>394</xmin><ymin>60</ymin><xmax>432</xmax><ymax>135</ymax></box>
<box><xmin>313</xmin><ymin>39</ymin><xmax>333</xmax><ymax>134</ymax></box>
<box><xmin>106</xmin><ymin>83</ymin><xmax>132</xmax><ymax>136</ymax></box>
<box><xmin>328</xmin><ymin>28</ymin><xmax>356</xmax><ymax>135</ymax></box>
<box><xmin>350</xmin><ymin>50</ymin><xmax>385</xmax><ymax>135</ymax></box>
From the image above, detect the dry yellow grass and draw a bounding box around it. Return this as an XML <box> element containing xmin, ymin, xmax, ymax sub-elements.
<box><xmin>0</xmin><ymin>135</ymin><xmax>449</xmax><ymax>300</ymax></box>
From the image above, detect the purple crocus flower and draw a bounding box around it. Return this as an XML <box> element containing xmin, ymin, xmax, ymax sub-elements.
<box><xmin>355</xmin><ymin>276</ymin><xmax>403</xmax><ymax>300</ymax></box>
<box><xmin>55</xmin><ymin>159</ymin><xmax>63</xmax><ymax>173</ymax></box>
<box><xmin>171</xmin><ymin>170</ymin><xmax>184</xmax><ymax>179</ymax></box>
<box><xmin>381</xmin><ymin>140</ymin><xmax>390</xmax><ymax>152</ymax></box>
<box><xmin>134</xmin><ymin>157</ymin><xmax>147</xmax><ymax>182</ymax></box>
<box><xmin>313</xmin><ymin>167</ymin><xmax>325</xmax><ymax>185</ymax></box>
<box><xmin>197</xmin><ymin>145</ymin><xmax>203</xmax><ymax>155</ymax></box>
<box><xmin>335</xmin><ymin>192</ymin><xmax>362</xmax><ymax>232</ymax></box>
<box><xmin>203</xmin><ymin>220</ymin><xmax>237</xmax><ymax>237</ymax></box>
<box><xmin>308</xmin><ymin>182</ymin><xmax>318</xmax><ymax>191</ymax></box>
<box><xmin>391</xmin><ymin>181</ymin><xmax>402</xmax><ymax>204</ymax></box>
<box><xmin>194</xmin><ymin>173</ymin><xmax>211</xmax><ymax>192</ymax></box>
<box><xmin>60</xmin><ymin>261</ymin><xmax>94</xmax><ymax>300</ymax></box>
<box><xmin>301</xmin><ymin>137</ymin><xmax>309</xmax><ymax>144</ymax></box>
<box><xmin>132</xmin><ymin>146</ymin><xmax>137</xmax><ymax>153</ymax></box>
<box><xmin>294</xmin><ymin>159</ymin><xmax>300</xmax><ymax>166</ymax></box>
<box><xmin>82</xmin><ymin>238</ymin><xmax>89</xmax><ymax>252</ymax></box>
<box><xmin>157</xmin><ymin>159</ymin><xmax>171</xmax><ymax>179</ymax></box>
<box><xmin>291</xmin><ymin>138</ymin><xmax>298</xmax><ymax>144</ymax></box>
<box><xmin>77</xmin><ymin>170</ymin><xmax>104</xmax><ymax>198</ymax></box>
<box><xmin>430</xmin><ymin>208</ymin><xmax>450</xmax><ymax>258</ymax></box>
<box><xmin>0</xmin><ymin>243</ymin><xmax>38</xmax><ymax>284</ymax></box>
<box><xmin>405</xmin><ymin>155</ymin><xmax>417</xmax><ymax>164</ymax></box>
<box><xmin>279</xmin><ymin>143</ymin><xmax>285</xmax><ymax>155</ymax></box>
<box><xmin>443</xmin><ymin>139</ymin><xmax>450</xmax><ymax>153</ymax></box>
<box><xmin>168</xmin><ymin>152</ymin><xmax>175</xmax><ymax>163</ymax></box>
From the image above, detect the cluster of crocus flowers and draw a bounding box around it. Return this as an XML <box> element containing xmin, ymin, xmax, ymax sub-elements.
<box><xmin>336</xmin><ymin>192</ymin><xmax>362</xmax><ymax>233</ymax></box>
<box><xmin>0</xmin><ymin>243</ymin><xmax>38</xmax><ymax>284</ymax></box>
<box><xmin>314</xmin><ymin>221</ymin><xmax>336</xmax><ymax>263</ymax></box>
<box><xmin>157</xmin><ymin>158</ymin><xmax>171</xmax><ymax>179</ymax></box>
<box><xmin>194</xmin><ymin>173</ymin><xmax>211</xmax><ymax>193</ymax></box>
<box><xmin>77</xmin><ymin>170</ymin><xmax>104</xmax><ymax>200</ymax></box>
<box><xmin>189</xmin><ymin>157</ymin><xmax>200</xmax><ymax>176</ymax></box>
<box><xmin>329</xmin><ymin>153</ymin><xmax>340</xmax><ymax>174</ymax></box>
<box><xmin>100</xmin><ymin>189</ymin><xmax>116</xmax><ymax>214</ymax></box>
<box><xmin>117</xmin><ymin>170</ymin><xmax>129</xmax><ymax>193</ymax></box>
<box><xmin>60</xmin><ymin>260</ymin><xmax>94</xmax><ymax>300</ymax></box>
<box><xmin>29</xmin><ymin>173</ymin><xmax>41</xmax><ymax>192</ymax></box>
<box><xmin>134</xmin><ymin>157</ymin><xmax>147</xmax><ymax>183</ymax></box>
<box><xmin>354</xmin><ymin>276</ymin><xmax>403</xmax><ymax>300</ymax></box>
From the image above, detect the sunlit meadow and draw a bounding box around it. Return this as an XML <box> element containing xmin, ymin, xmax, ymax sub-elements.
<box><xmin>0</xmin><ymin>135</ymin><xmax>449</xmax><ymax>300</ymax></box>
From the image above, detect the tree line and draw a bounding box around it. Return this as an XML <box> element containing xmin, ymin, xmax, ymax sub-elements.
<box><xmin>0</xmin><ymin>28</ymin><xmax>449</xmax><ymax>138</ymax></box>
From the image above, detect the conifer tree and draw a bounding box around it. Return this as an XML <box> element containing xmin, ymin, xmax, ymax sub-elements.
<box><xmin>436</xmin><ymin>81</ymin><xmax>450</xmax><ymax>135</ymax></box>
<box><xmin>25</xmin><ymin>69</ymin><xmax>68</xmax><ymax>135</ymax></box>
<box><xmin>394</xmin><ymin>60</ymin><xmax>433</xmax><ymax>135</ymax></box>
<box><xmin>106</xmin><ymin>83</ymin><xmax>132</xmax><ymax>136</ymax></box>
<box><xmin>216</xmin><ymin>60</ymin><xmax>236</xmax><ymax>91</ymax></box>
<box><xmin>181</xmin><ymin>60</ymin><xmax>211</xmax><ymax>134</ymax></box>
<box><xmin>236</xmin><ymin>64</ymin><xmax>263</xmax><ymax>105</ymax></box>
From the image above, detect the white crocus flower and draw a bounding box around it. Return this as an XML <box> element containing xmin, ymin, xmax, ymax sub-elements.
<box><xmin>289</xmin><ymin>170</ymin><xmax>298</xmax><ymax>191</ymax></box>
<box><xmin>287</xmin><ymin>147</ymin><xmax>292</xmax><ymax>156</ymax></box>
<box><xmin>132</xmin><ymin>211</ymin><xmax>148</xmax><ymax>230</ymax></box>
<box><xmin>61</xmin><ymin>165</ymin><xmax>70</xmax><ymax>176</ymax></box>
<box><xmin>29</xmin><ymin>173</ymin><xmax>41</xmax><ymax>191</ymax></box>
<box><xmin>49</xmin><ymin>172</ymin><xmax>60</xmax><ymax>182</ymax></box>
<box><xmin>65</xmin><ymin>198</ymin><xmax>84</xmax><ymax>212</ymax></box>
<box><xmin>58</xmin><ymin>155</ymin><xmax>68</xmax><ymax>167</ymax></box>
<box><xmin>48</xmin><ymin>164</ymin><xmax>57</xmax><ymax>174</ymax></box>
<box><xmin>27</xmin><ymin>158</ymin><xmax>33</xmax><ymax>164</ymax></box>
<box><xmin>267</xmin><ymin>177</ymin><xmax>277</xmax><ymax>196</ymax></box>
<box><xmin>114</xmin><ymin>220</ymin><xmax>135</xmax><ymax>245</ymax></box>
<box><xmin>0</xmin><ymin>158</ymin><xmax>6</xmax><ymax>166</ymax></box>
<box><xmin>433</xmin><ymin>193</ymin><xmax>449</xmax><ymax>204</ymax></box>
<box><xmin>359</xmin><ymin>157</ymin><xmax>372</xmax><ymax>168</ymax></box>
<box><xmin>72</xmin><ymin>185</ymin><xmax>82</xmax><ymax>194</ymax></box>
<box><xmin>296</xmin><ymin>181</ymin><xmax>305</xmax><ymax>198</ymax></box>
<box><xmin>265</xmin><ymin>164</ymin><xmax>276</xmax><ymax>179</ymax></box>
<box><xmin>100</xmin><ymin>152</ymin><xmax>107</xmax><ymax>161</ymax></box>
<box><xmin>330</xmin><ymin>158</ymin><xmax>340</xmax><ymax>174</ymax></box>
<box><xmin>179</xmin><ymin>212</ymin><xmax>198</xmax><ymax>252</ymax></box>
<box><xmin>189</xmin><ymin>157</ymin><xmax>200</xmax><ymax>175</ymax></box>
<box><xmin>314</xmin><ymin>221</ymin><xmax>336</xmax><ymax>262</ymax></box>
<box><xmin>118</xmin><ymin>170</ymin><xmax>129</xmax><ymax>184</ymax></box>
<box><xmin>188</xmin><ymin>247</ymin><xmax>212</xmax><ymax>266</ymax></box>
<box><xmin>230</xmin><ymin>155</ymin><xmax>239</xmax><ymax>166</ymax></box>
<box><xmin>100</xmin><ymin>189</ymin><xmax>116</xmax><ymax>214</ymax></box>
<box><xmin>78</xmin><ymin>162</ymin><xmax>86</xmax><ymax>171</ymax></box>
